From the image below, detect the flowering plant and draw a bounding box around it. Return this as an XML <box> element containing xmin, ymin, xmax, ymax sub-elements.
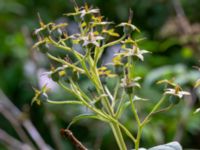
<box><xmin>32</xmin><ymin>3</ymin><xmax>188</xmax><ymax>150</ymax></box>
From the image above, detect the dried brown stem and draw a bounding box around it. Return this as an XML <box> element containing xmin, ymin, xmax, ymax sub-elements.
<box><xmin>44</xmin><ymin>110</ymin><xmax>63</xmax><ymax>150</ymax></box>
<box><xmin>60</xmin><ymin>128</ymin><xmax>88</xmax><ymax>150</ymax></box>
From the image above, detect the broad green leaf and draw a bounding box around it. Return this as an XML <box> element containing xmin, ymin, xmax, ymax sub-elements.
<box><xmin>148</xmin><ymin>141</ymin><xmax>182</xmax><ymax>150</ymax></box>
<box><xmin>132</xmin><ymin>141</ymin><xmax>182</xmax><ymax>150</ymax></box>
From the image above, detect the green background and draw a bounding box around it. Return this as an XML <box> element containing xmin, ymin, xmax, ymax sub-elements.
<box><xmin>0</xmin><ymin>0</ymin><xmax>200</xmax><ymax>149</ymax></box>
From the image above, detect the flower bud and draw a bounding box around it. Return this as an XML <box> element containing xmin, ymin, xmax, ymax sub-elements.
<box><xmin>51</xmin><ymin>28</ymin><xmax>63</xmax><ymax>38</ymax></box>
<box><xmin>96</xmin><ymin>26</ymin><xmax>103</xmax><ymax>33</ymax></box>
<box><xmin>51</xmin><ymin>71</ymin><xmax>60</xmax><ymax>82</ymax></box>
<box><xmin>114</xmin><ymin>65</ymin><xmax>124</xmax><ymax>76</ymax></box>
<box><xmin>39</xmin><ymin>92</ymin><xmax>48</xmax><ymax>103</ymax></box>
<box><xmin>38</xmin><ymin>42</ymin><xmax>50</xmax><ymax>53</ymax></box>
<box><xmin>41</xmin><ymin>28</ymin><xmax>50</xmax><ymax>37</ymax></box>
<box><xmin>100</xmin><ymin>76</ymin><xmax>107</xmax><ymax>85</ymax></box>
<box><xmin>123</xmin><ymin>26</ymin><xmax>131</xmax><ymax>35</ymax></box>
<box><xmin>72</xmin><ymin>71</ymin><xmax>79</xmax><ymax>81</ymax></box>
<box><xmin>63</xmin><ymin>68</ymin><xmax>78</xmax><ymax>82</ymax></box>
<box><xmin>125</xmin><ymin>86</ymin><xmax>133</xmax><ymax>95</ymax></box>
<box><xmin>121</xmin><ymin>57</ymin><xmax>128</xmax><ymax>64</ymax></box>
<box><xmin>65</xmin><ymin>38</ymin><xmax>73</xmax><ymax>47</ymax></box>
<box><xmin>87</xmin><ymin>85</ymin><xmax>96</xmax><ymax>93</ymax></box>
<box><xmin>83</xmin><ymin>14</ymin><xmax>92</xmax><ymax>24</ymax></box>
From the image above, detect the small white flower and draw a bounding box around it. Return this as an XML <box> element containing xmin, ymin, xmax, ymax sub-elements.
<box><xmin>119</xmin><ymin>45</ymin><xmax>150</xmax><ymax>61</ymax></box>
<box><xmin>120</xmin><ymin>76</ymin><xmax>141</xmax><ymax>88</ymax></box>
<box><xmin>80</xmin><ymin>32</ymin><xmax>104</xmax><ymax>47</ymax></box>
<box><xmin>165</xmin><ymin>88</ymin><xmax>190</xmax><ymax>99</ymax></box>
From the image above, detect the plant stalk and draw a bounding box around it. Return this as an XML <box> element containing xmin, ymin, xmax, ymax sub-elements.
<box><xmin>141</xmin><ymin>95</ymin><xmax>167</xmax><ymax>126</ymax></box>
<box><xmin>134</xmin><ymin>126</ymin><xmax>142</xmax><ymax>150</ymax></box>
<box><xmin>110</xmin><ymin>123</ymin><xmax>127</xmax><ymax>150</ymax></box>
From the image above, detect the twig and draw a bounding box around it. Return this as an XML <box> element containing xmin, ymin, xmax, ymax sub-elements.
<box><xmin>60</xmin><ymin>128</ymin><xmax>88</xmax><ymax>150</ymax></box>
<box><xmin>44</xmin><ymin>110</ymin><xmax>63</xmax><ymax>150</ymax></box>
<box><xmin>0</xmin><ymin>128</ymin><xmax>33</xmax><ymax>150</ymax></box>
<box><xmin>0</xmin><ymin>105</ymin><xmax>34</xmax><ymax>147</ymax></box>
<box><xmin>0</xmin><ymin>89</ymin><xmax>51</xmax><ymax>150</ymax></box>
<box><xmin>172</xmin><ymin>0</ymin><xmax>191</xmax><ymax>34</ymax></box>
<box><xmin>151</xmin><ymin>104</ymin><xmax>174</xmax><ymax>115</ymax></box>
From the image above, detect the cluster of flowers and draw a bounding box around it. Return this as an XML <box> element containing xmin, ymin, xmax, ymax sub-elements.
<box><xmin>31</xmin><ymin>3</ymin><xmax>191</xmax><ymax>150</ymax></box>
<box><xmin>32</xmin><ymin>3</ymin><xmax>189</xmax><ymax>107</ymax></box>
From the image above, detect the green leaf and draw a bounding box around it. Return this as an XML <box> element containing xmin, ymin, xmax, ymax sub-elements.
<box><xmin>148</xmin><ymin>141</ymin><xmax>182</xmax><ymax>150</ymax></box>
<box><xmin>132</xmin><ymin>96</ymin><xmax>149</xmax><ymax>102</ymax></box>
<box><xmin>67</xmin><ymin>114</ymin><xmax>108</xmax><ymax>128</ymax></box>
<box><xmin>132</xmin><ymin>141</ymin><xmax>182</xmax><ymax>150</ymax></box>
<box><xmin>195</xmin><ymin>79</ymin><xmax>200</xmax><ymax>88</ymax></box>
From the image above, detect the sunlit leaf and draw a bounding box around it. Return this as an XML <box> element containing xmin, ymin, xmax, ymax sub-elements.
<box><xmin>194</xmin><ymin>79</ymin><xmax>200</xmax><ymax>88</ymax></box>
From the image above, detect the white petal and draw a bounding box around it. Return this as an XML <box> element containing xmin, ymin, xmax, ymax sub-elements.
<box><xmin>141</xmin><ymin>50</ymin><xmax>150</xmax><ymax>54</ymax></box>
<box><xmin>137</xmin><ymin>53</ymin><xmax>144</xmax><ymax>61</ymax></box>
<box><xmin>133</xmin><ymin>95</ymin><xmax>149</xmax><ymax>102</ymax></box>
<box><xmin>179</xmin><ymin>91</ymin><xmax>190</xmax><ymax>95</ymax></box>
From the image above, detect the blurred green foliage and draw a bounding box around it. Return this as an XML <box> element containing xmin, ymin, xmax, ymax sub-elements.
<box><xmin>0</xmin><ymin>0</ymin><xmax>200</xmax><ymax>149</ymax></box>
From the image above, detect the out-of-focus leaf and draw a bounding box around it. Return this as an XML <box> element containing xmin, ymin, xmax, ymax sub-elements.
<box><xmin>159</xmin><ymin>38</ymin><xmax>179</xmax><ymax>51</ymax></box>
<box><xmin>132</xmin><ymin>142</ymin><xmax>182</xmax><ymax>150</ymax></box>
<box><xmin>194</xmin><ymin>79</ymin><xmax>200</xmax><ymax>88</ymax></box>
<box><xmin>194</xmin><ymin>108</ymin><xmax>200</xmax><ymax>114</ymax></box>
<box><xmin>148</xmin><ymin>141</ymin><xmax>182</xmax><ymax>150</ymax></box>
<box><xmin>181</xmin><ymin>47</ymin><xmax>193</xmax><ymax>59</ymax></box>
<box><xmin>144</xmin><ymin>64</ymin><xmax>186</xmax><ymax>86</ymax></box>
<box><xmin>144</xmin><ymin>64</ymin><xmax>200</xmax><ymax>86</ymax></box>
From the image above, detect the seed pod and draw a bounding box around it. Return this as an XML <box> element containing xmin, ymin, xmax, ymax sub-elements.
<box><xmin>169</xmin><ymin>95</ymin><xmax>181</xmax><ymax>105</ymax></box>
<box><xmin>41</xmin><ymin>28</ymin><xmax>50</xmax><ymax>37</ymax></box>
<box><xmin>123</xmin><ymin>26</ymin><xmax>131</xmax><ymax>35</ymax></box>
<box><xmin>86</xmin><ymin>43</ymin><xmax>95</xmax><ymax>50</ymax></box>
<box><xmin>38</xmin><ymin>42</ymin><xmax>50</xmax><ymax>53</ymax></box>
<box><xmin>125</xmin><ymin>86</ymin><xmax>133</xmax><ymax>95</ymax></box>
<box><xmin>100</xmin><ymin>76</ymin><xmax>107</xmax><ymax>85</ymax></box>
<box><xmin>51</xmin><ymin>28</ymin><xmax>62</xmax><ymax>38</ymax></box>
<box><xmin>39</xmin><ymin>92</ymin><xmax>48</xmax><ymax>103</ymax></box>
<box><xmin>63</xmin><ymin>75</ymin><xmax>70</xmax><ymax>83</ymax></box>
<box><xmin>72</xmin><ymin>71</ymin><xmax>79</xmax><ymax>81</ymax></box>
<box><xmin>61</xmin><ymin>32</ymin><xmax>67</xmax><ymax>39</ymax></box>
<box><xmin>51</xmin><ymin>71</ymin><xmax>60</xmax><ymax>82</ymax></box>
<box><xmin>87</xmin><ymin>85</ymin><xmax>96</xmax><ymax>93</ymax></box>
<box><xmin>62</xmin><ymin>68</ymin><xmax>72</xmax><ymax>83</ymax></box>
<box><xmin>63</xmin><ymin>68</ymin><xmax>79</xmax><ymax>82</ymax></box>
<box><xmin>84</xmin><ymin>14</ymin><xmax>92</xmax><ymax>24</ymax></box>
<box><xmin>96</xmin><ymin>26</ymin><xmax>103</xmax><ymax>33</ymax></box>
<box><xmin>125</xmin><ymin>43</ymin><xmax>132</xmax><ymax>49</ymax></box>
<box><xmin>94</xmin><ymin>100</ymin><xmax>102</xmax><ymax>109</ymax></box>
<box><xmin>114</xmin><ymin>65</ymin><xmax>124</xmax><ymax>76</ymax></box>
<box><xmin>65</xmin><ymin>68</ymin><xmax>73</xmax><ymax>77</ymax></box>
<box><xmin>65</xmin><ymin>38</ymin><xmax>72</xmax><ymax>47</ymax></box>
<box><xmin>121</xmin><ymin>57</ymin><xmax>128</xmax><ymax>64</ymax></box>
